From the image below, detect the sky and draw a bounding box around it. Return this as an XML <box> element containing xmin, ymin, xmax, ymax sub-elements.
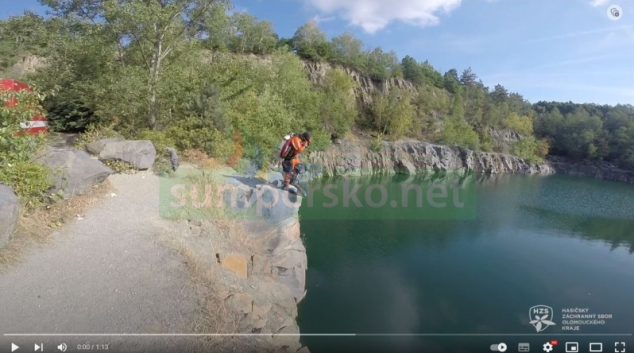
<box><xmin>1</xmin><ymin>0</ymin><xmax>634</xmax><ymax>105</ymax></box>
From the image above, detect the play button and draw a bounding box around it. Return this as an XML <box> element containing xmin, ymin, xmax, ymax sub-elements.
<box><xmin>11</xmin><ymin>343</ymin><xmax>19</xmax><ymax>352</ymax></box>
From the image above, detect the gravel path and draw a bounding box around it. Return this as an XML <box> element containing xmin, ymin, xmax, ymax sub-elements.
<box><xmin>0</xmin><ymin>171</ymin><xmax>203</xmax><ymax>353</ymax></box>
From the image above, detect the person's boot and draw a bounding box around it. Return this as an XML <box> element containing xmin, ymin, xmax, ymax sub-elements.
<box><xmin>283</xmin><ymin>172</ymin><xmax>291</xmax><ymax>190</ymax></box>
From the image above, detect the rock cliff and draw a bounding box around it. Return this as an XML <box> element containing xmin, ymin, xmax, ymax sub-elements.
<box><xmin>306</xmin><ymin>140</ymin><xmax>554</xmax><ymax>177</ymax></box>
<box><xmin>547</xmin><ymin>156</ymin><xmax>634</xmax><ymax>184</ymax></box>
<box><xmin>301</xmin><ymin>60</ymin><xmax>416</xmax><ymax>106</ymax></box>
<box><xmin>172</xmin><ymin>171</ymin><xmax>308</xmax><ymax>353</ymax></box>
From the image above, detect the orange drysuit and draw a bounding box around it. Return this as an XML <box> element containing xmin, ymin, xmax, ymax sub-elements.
<box><xmin>282</xmin><ymin>135</ymin><xmax>309</xmax><ymax>187</ymax></box>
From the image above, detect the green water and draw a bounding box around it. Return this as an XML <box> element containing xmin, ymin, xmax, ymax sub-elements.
<box><xmin>297</xmin><ymin>174</ymin><xmax>634</xmax><ymax>353</ymax></box>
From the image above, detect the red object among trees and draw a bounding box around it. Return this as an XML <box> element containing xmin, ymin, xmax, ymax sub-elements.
<box><xmin>0</xmin><ymin>79</ymin><xmax>48</xmax><ymax>135</ymax></box>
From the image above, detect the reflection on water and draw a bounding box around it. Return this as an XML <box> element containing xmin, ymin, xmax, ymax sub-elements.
<box><xmin>298</xmin><ymin>174</ymin><xmax>634</xmax><ymax>353</ymax></box>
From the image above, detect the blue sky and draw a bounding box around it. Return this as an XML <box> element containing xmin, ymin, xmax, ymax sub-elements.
<box><xmin>2</xmin><ymin>0</ymin><xmax>634</xmax><ymax>105</ymax></box>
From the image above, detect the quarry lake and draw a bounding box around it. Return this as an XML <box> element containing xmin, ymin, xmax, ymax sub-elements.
<box><xmin>297</xmin><ymin>174</ymin><xmax>634</xmax><ymax>353</ymax></box>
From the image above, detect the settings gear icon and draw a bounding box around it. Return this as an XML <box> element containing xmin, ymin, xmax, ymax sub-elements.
<box><xmin>543</xmin><ymin>342</ymin><xmax>554</xmax><ymax>352</ymax></box>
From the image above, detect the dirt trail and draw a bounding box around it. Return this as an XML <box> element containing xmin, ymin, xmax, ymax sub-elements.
<box><xmin>0</xmin><ymin>171</ymin><xmax>203</xmax><ymax>353</ymax></box>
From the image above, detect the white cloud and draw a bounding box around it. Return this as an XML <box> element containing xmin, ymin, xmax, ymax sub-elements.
<box><xmin>302</xmin><ymin>0</ymin><xmax>463</xmax><ymax>33</ymax></box>
<box><xmin>311</xmin><ymin>14</ymin><xmax>336</xmax><ymax>23</ymax></box>
<box><xmin>525</xmin><ymin>25</ymin><xmax>634</xmax><ymax>43</ymax></box>
<box><xmin>590</xmin><ymin>0</ymin><xmax>610</xmax><ymax>6</ymax></box>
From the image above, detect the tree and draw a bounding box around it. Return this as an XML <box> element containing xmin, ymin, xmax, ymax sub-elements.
<box><xmin>330</xmin><ymin>32</ymin><xmax>364</xmax><ymax>67</ymax></box>
<box><xmin>401</xmin><ymin>55</ymin><xmax>424</xmax><ymax>85</ymax></box>
<box><xmin>364</xmin><ymin>47</ymin><xmax>398</xmax><ymax>81</ymax></box>
<box><xmin>41</xmin><ymin>0</ymin><xmax>229</xmax><ymax>129</ymax></box>
<box><xmin>491</xmin><ymin>84</ymin><xmax>509</xmax><ymax>104</ymax></box>
<box><xmin>317</xmin><ymin>68</ymin><xmax>358</xmax><ymax>138</ymax></box>
<box><xmin>442</xmin><ymin>93</ymin><xmax>479</xmax><ymax>149</ymax></box>
<box><xmin>291</xmin><ymin>19</ymin><xmax>328</xmax><ymax>61</ymax></box>
<box><xmin>201</xmin><ymin>3</ymin><xmax>233</xmax><ymax>51</ymax></box>
<box><xmin>443</xmin><ymin>69</ymin><xmax>460</xmax><ymax>94</ymax></box>
<box><xmin>229</xmin><ymin>12</ymin><xmax>277</xmax><ymax>54</ymax></box>
<box><xmin>421</xmin><ymin>60</ymin><xmax>444</xmax><ymax>88</ymax></box>
<box><xmin>459</xmin><ymin>67</ymin><xmax>478</xmax><ymax>87</ymax></box>
<box><xmin>371</xmin><ymin>88</ymin><xmax>414</xmax><ymax>138</ymax></box>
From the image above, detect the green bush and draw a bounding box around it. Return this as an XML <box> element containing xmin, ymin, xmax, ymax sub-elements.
<box><xmin>42</xmin><ymin>92</ymin><xmax>96</xmax><ymax>132</ymax></box>
<box><xmin>512</xmin><ymin>136</ymin><xmax>549</xmax><ymax>164</ymax></box>
<box><xmin>0</xmin><ymin>87</ymin><xmax>52</xmax><ymax>207</ymax></box>
<box><xmin>0</xmin><ymin>161</ymin><xmax>51</xmax><ymax>207</ymax></box>
<box><xmin>233</xmin><ymin>158</ymin><xmax>252</xmax><ymax>174</ymax></box>
<box><xmin>75</xmin><ymin>121</ymin><xmax>119</xmax><ymax>150</ymax></box>
<box><xmin>135</xmin><ymin>130</ymin><xmax>176</xmax><ymax>158</ymax></box>
<box><xmin>370</xmin><ymin>134</ymin><xmax>384</xmax><ymax>152</ymax></box>
<box><xmin>165</xmin><ymin>116</ymin><xmax>233</xmax><ymax>160</ymax></box>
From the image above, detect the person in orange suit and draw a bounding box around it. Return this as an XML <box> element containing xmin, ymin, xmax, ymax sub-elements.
<box><xmin>282</xmin><ymin>132</ymin><xmax>311</xmax><ymax>190</ymax></box>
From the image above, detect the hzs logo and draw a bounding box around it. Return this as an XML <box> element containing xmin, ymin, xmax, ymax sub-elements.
<box><xmin>529</xmin><ymin>305</ymin><xmax>556</xmax><ymax>332</ymax></box>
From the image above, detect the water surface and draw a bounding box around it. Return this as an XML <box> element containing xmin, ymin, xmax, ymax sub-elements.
<box><xmin>298</xmin><ymin>174</ymin><xmax>634</xmax><ymax>352</ymax></box>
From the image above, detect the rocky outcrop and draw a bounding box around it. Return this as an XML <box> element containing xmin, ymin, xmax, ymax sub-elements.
<box><xmin>175</xmin><ymin>172</ymin><xmax>308</xmax><ymax>352</ymax></box>
<box><xmin>99</xmin><ymin>140</ymin><xmax>156</xmax><ymax>170</ymax></box>
<box><xmin>301</xmin><ymin>61</ymin><xmax>416</xmax><ymax>106</ymax></box>
<box><xmin>548</xmin><ymin>156</ymin><xmax>634</xmax><ymax>184</ymax></box>
<box><xmin>0</xmin><ymin>184</ymin><xmax>19</xmax><ymax>248</ymax></box>
<box><xmin>86</xmin><ymin>138</ymin><xmax>124</xmax><ymax>155</ymax></box>
<box><xmin>488</xmin><ymin>128</ymin><xmax>523</xmax><ymax>154</ymax></box>
<box><xmin>3</xmin><ymin>55</ymin><xmax>47</xmax><ymax>77</ymax></box>
<box><xmin>306</xmin><ymin>140</ymin><xmax>554</xmax><ymax>177</ymax></box>
<box><xmin>33</xmin><ymin>147</ymin><xmax>113</xmax><ymax>199</ymax></box>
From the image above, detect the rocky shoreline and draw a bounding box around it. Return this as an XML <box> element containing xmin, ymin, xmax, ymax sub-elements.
<box><xmin>306</xmin><ymin>140</ymin><xmax>555</xmax><ymax>177</ymax></box>
<box><xmin>547</xmin><ymin>156</ymin><xmax>634</xmax><ymax>184</ymax></box>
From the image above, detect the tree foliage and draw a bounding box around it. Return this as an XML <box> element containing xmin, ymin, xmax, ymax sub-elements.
<box><xmin>1</xmin><ymin>0</ymin><xmax>633</xmax><ymax>171</ymax></box>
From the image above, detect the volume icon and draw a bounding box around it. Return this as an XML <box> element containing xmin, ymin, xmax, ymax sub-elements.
<box><xmin>58</xmin><ymin>343</ymin><xmax>67</xmax><ymax>352</ymax></box>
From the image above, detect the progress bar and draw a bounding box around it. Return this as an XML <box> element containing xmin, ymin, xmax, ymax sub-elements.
<box><xmin>4</xmin><ymin>333</ymin><xmax>632</xmax><ymax>337</ymax></box>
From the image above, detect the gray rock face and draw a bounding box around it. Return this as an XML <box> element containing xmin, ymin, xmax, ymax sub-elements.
<box><xmin>488</xmin><ymin>128</ymin><xmax>522</xmax><ymax>154</ymax></box>
<box><xmin>85</xmin><ymin>138</ymin><xmax>123</xmax><ymax>155</ymax></box>
<box><xmin>548</xmin><ymin>156</ymin><xmax>634</xmax><ymax>184</ymax></box>
<box><xmin>302</xmin><ymin>60</ymin><xmax>415</xmax><ymax>107</ymax></box>
<box><xmin>34</xmin><ymin>148</ymin><xmax>113</xmax><ymax>199</ymax></box>
<box><xmin>0</xmin><ymin>184</ymin><xmax>19</xmax><ymax>248</ymax></box>
<box><xmin>307</xmin><ymin>140</ymin><xmax>555</xmax><ymax>177</ymax></box>
<box><xmin>99</xmin><ymin>140</ymin><xmax>156</xmax><ymax>170</ymax></box>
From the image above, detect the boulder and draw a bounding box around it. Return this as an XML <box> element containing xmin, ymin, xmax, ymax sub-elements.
<box><xmin>0</xmin><ymin>184</ymin><xmax>19</xmax><ymax>248</ymax></box>
<box><xmin>85</xmin><ymin>138</ymin><xmax>123</xmax><ymax>155</ymax></box>
<box><xmin>256</xmin><ymin>184</ymin><xmax>300</xmax><ymax>225</ymax></box>
<box><xmin>267</xmin><ymin>172</ymin><xmax>284</xmax><ymax>188</ymax></box>
<box><xmin>34</xmin><ymin>148</ymin><xmax>113</xmax><ymax>199</ymax></box>
<box><xmin>99</xmin><ymin>140</ymin><xmax>156</xmax><ymax>170</ymax></box>
<box><xmin>396</xmin><ymin>159</ymin><xmax>416</xmax><ymax>175</ymax></box>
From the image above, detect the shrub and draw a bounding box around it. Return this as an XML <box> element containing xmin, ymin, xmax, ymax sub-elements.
<box><xmin>165</xmin><ymin>116</ymin><xmax>233</xmax><ymax>160</ymax></box>
<box><xmin>75</xmin><ymin>120</ymin><xmax>119</xmax><ymax>150</ymax></box>
<box><xmin>233</xmin><ymin>158</ymin><xmax>252</xmax><ymax>174</ymax></box>
<box><xmin>135</xmin><ymin>130</ymin><xmax>176</xmax><ymax>158</ymax></box>
<box><xmin>42</xmin><ymin>92</ymin><xmax>96</xmax><ymax>132</ymax></box>
<box><xmin>103</xmin><ymin>160</ymin><xmax>136</xmax><ymax>174</ymax></box>
<box><xmin>0</xmin><ymin>161</ymin><xmax>51</xmax><ymax>208</ymax></box>
<box><xmin>512</xmin><ymin>137</ymin><xmax>550</xmax><ymax>164</ymax></box>
<box><xmin>370</xmin><ymin>133</ymin><xmax>384</xmax><ymax>152</ymax></box>
<box><xmin>0</xmin><ymin>86</ymin><xmax>52</xmax><ymax>207</ymax></box>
